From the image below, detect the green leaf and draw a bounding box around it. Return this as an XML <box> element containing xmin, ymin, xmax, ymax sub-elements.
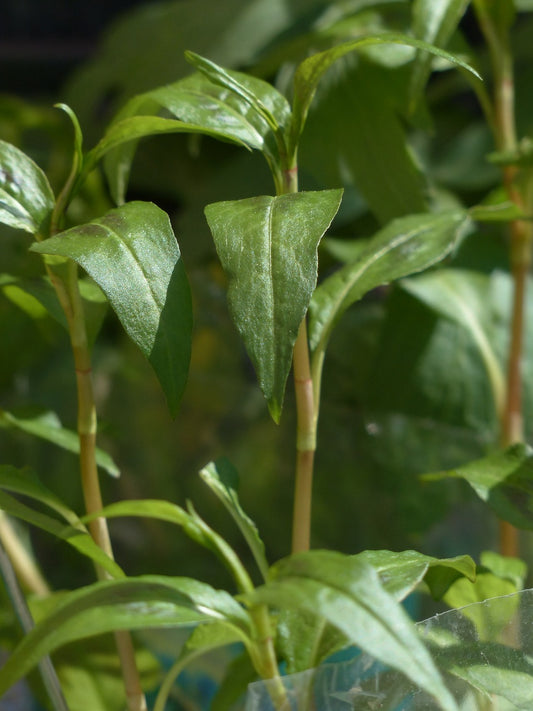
<box><xmin>81</xmin><ymin>498</ymin><xmax>209</xmax><ymax>550</ymax></box>
<box><xmin>0</xmin><ymin>140</ymin><xmax>55</xmax><ymax>235</ymax></box>
<box><xmin>153</xmin><ymin>620</ymin><xmax>249</xmax><ymax>711</ymax></box>
<box><xmin>52</xmin><ymin>635</ymin><xmax>159</xmax><ymax>711</ymax></box>
<box><xmin>185</xmin><ymin>51</ymin><xmax>291</xmax><ymax>139</ymax></box>
<box><xmin>423</xmin><ymin>443</ymin><xmax>533</xmax><ymax>530</ymax></box>
<box><xmin>469</xmin><ymin>199</ymin><xmax>526</xmax><ymax>222</ymax></box>
<box><xmin>31</xmin><ymin>201</ymin><xmax>192</xmax><ymax>416</ymax></box>
<box><xmin>434</xmin><ymin>641</ymin><xmax>533</xmax><ymax>708</ymax></box>
<box><xmin>443</xmin><ymin>552</ymin><xmax>526</xmax><ymax>641</ymax></box>
<box><xmin>410</xmin><ymin>0</ymin><xmax>471</xmax><ymax>107</ymax></box>
<box><xmin>356</xmin><ymin>549</ymin><xmax>476</xmax><ymax>601</ymax></box>
<box><xmin>309</xmin><ymin>211</ymin><xmax>470</xmax><ymax>363</ymax></box>
<box><xmin>82</xmin><ymin>498</ymin><xmax>254</xmax><ymax>594</ymax></box>
<box><xmin>0</xmin><ymin>464</ymin><xmax>86</xmax><ymax>527</ymax></box>
<box><xmin>401</xmin><ymin>269</ymin><xmax>506</xmax><ymax>420</ymax></box>
<box><xmin>200</xmin><ymin>459</ymin><xmax>269</xmax><ymax>581</ymax></box>
<box><xmin>480</xmin><ymin>550</ymin><xmax>527</xmax><ymax>589</ymax></box>
<box><xmin>103</xmin><ymin>68</ymin><xmax>289</xmax><ymax>204</ymax></box>
<box><xmin>276</xmin><ymin>608</ymin><xmax>347</xmax><ymax>673</ymax></box>
<box><xmin>477</xmin><ymin>0</ymin><xmax>516</xmax><ymax>36</ymax></box>
<box><xmin>205</xmin><ymin>189</ymin><xmax>342</xmax><ymax>421</ymax></box>
<box><xmin>245</xmin><ymin>551</ymin><xmax>458</xmax><ymax>711</ymax></box>
<box><xmin>1</xmin><ymin>274</ymin><xmax>108</xmax><ymax>345</ymax></box>
<box><xmin>276</xmin><ymin>550</ymin><xmax>475</xmax><ymax>674</ymax></box>
<box><xmin>86</xmin><ymin>114</ymin><xmax>249</xmax><ymax>189</ymax></box>
<box><xmin>0</xmin><ymin>575</ymin><xmax>250</xmax><ymax>699</ymax></box>
<box><xmin>55</xmin><ymin>103</ymin><xmax>84</xmax><ymax>187</ymax></box>
<box><xmin>289</xmin><ymin>32</ymin><xmax>482</xmax><ymax>155</ymax></box>
<box><xmin>301</xmin><ymin>60</ymin><xmax>428</xmax><ymax>224</ymax></box>
<box><xmin>210</xmin><ymin>652</ymin><xmax>257</xmax><ymax>711</ymax></box>
<box><xmin>0</xmin><ymin>408</ymin><xmax>119</xmax><ymax>477</ymax></box>
<box><xmin>0</xmin><ymin>484</ymin><xmax>123</xmax><ymax>579</ymax></box>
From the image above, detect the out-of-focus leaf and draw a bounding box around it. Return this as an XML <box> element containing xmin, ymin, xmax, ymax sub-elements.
<box><xmin>357</xmin><ymin>549</ymin><xmax>476</xmax><ymax>601</ymax></box>
<box><xmin>53</xmin><ymin>636</ymin><xmax>160</xmax><ymax>711</ymax></box>
<box><xmin>0</xmin><ymin>575</ymin><xmax>251</xmax><ymax>699</ymax></box>
<box><xmin>200</xmin><ymin>459</ymin><xmax>269</xmax><ymax>580</ymax></box>
<box><xmin>421</xmin><ymin>639</ymin><xmax>533</xmax><ymax>708</ymax></box>
<box><xmin>0</xmin><ymin>464</ymin><xmax>80</xmax><ymax>526</ymax></box>
<box><xmin>301</xmin><ymin>60</ymin><xmax>428</xmax><ymax>224</ymax></box>
<box><xmin>1</xmin><ymin>274</ymin><xmax>108</xmax><ymax>346</ymax></box>
<box><xmin>205</xmin><ymin>189</ymin><xmax>342</xmax><ymax>421</ymax></box>
<box><xmin>276</xmin><ymin>608</ymin><xmax>347</xmax><ymax>674</ymax></box>
<box><xmin>309</xmin><ymin>211</ymin><xmax>470</xmax><ymax>366</ymax></box>
<box><xmin>246</xmin><ymin>551</ymin><xmax>458</xmax><ymax>711</ymax></box>
<box><xmin>0</xmin><ymin>483</ymin><xmax>122</xmax><ymax>579</ymax></box>
<box><xmin>289</xmin><ymin>32</ymin><xmax>482</xmax><ymax>154</ymax></box>
<box><xmin>211</xmin><ymin>651</ymin><xmax>257</xmax><ymax>711</ymax></box>
<box><xmin>410</xmin><ymin>0</ymin><xmax>470</xmax><ymax>107</ymax></box>
<box><xmin>31</xmin><ymin>202</ymin><xmax>192</xmax><ymax>416</ymax></box>
<box><xmin>401</xmin><ymin>269</ymin><xmax>506</xmax><ymax>420</ymax></box>
<box><xmin>423</xmin><ymin>443</ymin><xmax>533</xmax><ymax>530</ymax></box>
<box><xmin>64</xmin><ymin>0</ymin><xmax>320</xmax><ymax>140</ymax></box>
<box><xmin>0</xmin><ymin>140</ymin><xmax>55</xmax><ymax>235</ymax></box>
<box><xmin>443</xmin><ymin>551</ymin><xmax>526</xmax><ymax>641</ymax></box>
<box><xmin>469</xmin><ymin>200</ymin><xmax>526</xmax><ymax>222</ymax></box>
<box><xmin>84</xmin><ymin>114</ymin><xmax>248</xmax><ymax>191</ymax></box>
<box><xmin>0</xmin><ymin>408</ymin><xmax>119</xmax><ymax>477</ymax></box>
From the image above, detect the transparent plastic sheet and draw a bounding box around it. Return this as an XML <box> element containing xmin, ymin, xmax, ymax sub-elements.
<box><xmin>244</xmin><ymin>590</ymin><xmax>533</xmax><ymax>710</ymax></box>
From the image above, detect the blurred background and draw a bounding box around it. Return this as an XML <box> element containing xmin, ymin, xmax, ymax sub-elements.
<box><xmin>2</xmin><ymin>0</ymin><xmax>530</xmax><ymax>611</ymax></box>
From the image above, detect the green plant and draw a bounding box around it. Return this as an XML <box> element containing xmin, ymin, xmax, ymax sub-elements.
<box><xmin>2</xmin><ymin>1</ymin><xmax>533</xmax><ymax>710</ymax></box>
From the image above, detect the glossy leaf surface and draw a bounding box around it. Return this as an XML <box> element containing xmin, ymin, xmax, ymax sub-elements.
<box><xmin>205</xmin><ymin>189</ymin><xmax>342</xmax><ymax>420</ymax></box>
<box><xmin>104</xmin><ymin>68</ymin><xmax>286</xmax><ymax>203</ymax></box>
<box><xmin>185</xmin><ymin>51</ymin><xmax>291</xmax><ymax>137</ymax></box>
<box><xmin>31</xmin><ymin>201</ymin><xmax>192</xmax><ymax>416</ymax></box>
<box><xmin>309</xmin><ymin>211</ymin><xmax>470</xmax><ymax>359</ymax></box>
<box><xmin>246</xmin><ymin>551</ymin><xmax>458</xmax><ymax>711</ymax></box>
<box><xmin>0</xmin><ymin>140</ymin><xmax>55</xmax><ymax>235</ymax></box>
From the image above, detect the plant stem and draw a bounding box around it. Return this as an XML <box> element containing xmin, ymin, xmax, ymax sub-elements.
<box><xmin>0</xmin><ymin>512</ymin><xmax>50</xmax><ymax>596</ymax></box>
<box><xmin>292</xmin><ymin>319</ymin><xmax>316</xmax><ymax>553</ymax></box>
<box><xmin>474</xmin><ymin>1</ymin><xmax>532</xmax><ymax>558</ymax></box>
<box><xmin>279</xmin><ymin>165</ymin><xmax>318</xmax><ymax>554</ymax></box>
<box><xmin>248</xmin><ymin>605</ymin><xmax>289</xmax><ymax>711</ymax></box>
<box><xmin>48</xmin><ymin>260</ymin><xmax>147</xmax><ymax>711</ymax></box>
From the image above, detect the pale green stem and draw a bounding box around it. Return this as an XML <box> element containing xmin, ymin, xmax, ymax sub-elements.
<box><xmin>247</xmin><ymin>605</ymin><xmax>290</xmax><ymax>711</ymax></box>
<box><xmin>47</xmin><ymin>260</ymin><xmax>147</xmax><ymax>711</ymax></box>
<box><xmin>0</xmin><ymin>511</ymin><xmax>50</xmax><ymax>596</ymax></box>
<box><xmin>474</xmin><ymin>1</ymin><xmax>532</xmax><ymax>559</ymax></box>
<box><xmin>278</xmin><ymin>166</ymin><xmax>318</xmax><ymax>555</ymax></box>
